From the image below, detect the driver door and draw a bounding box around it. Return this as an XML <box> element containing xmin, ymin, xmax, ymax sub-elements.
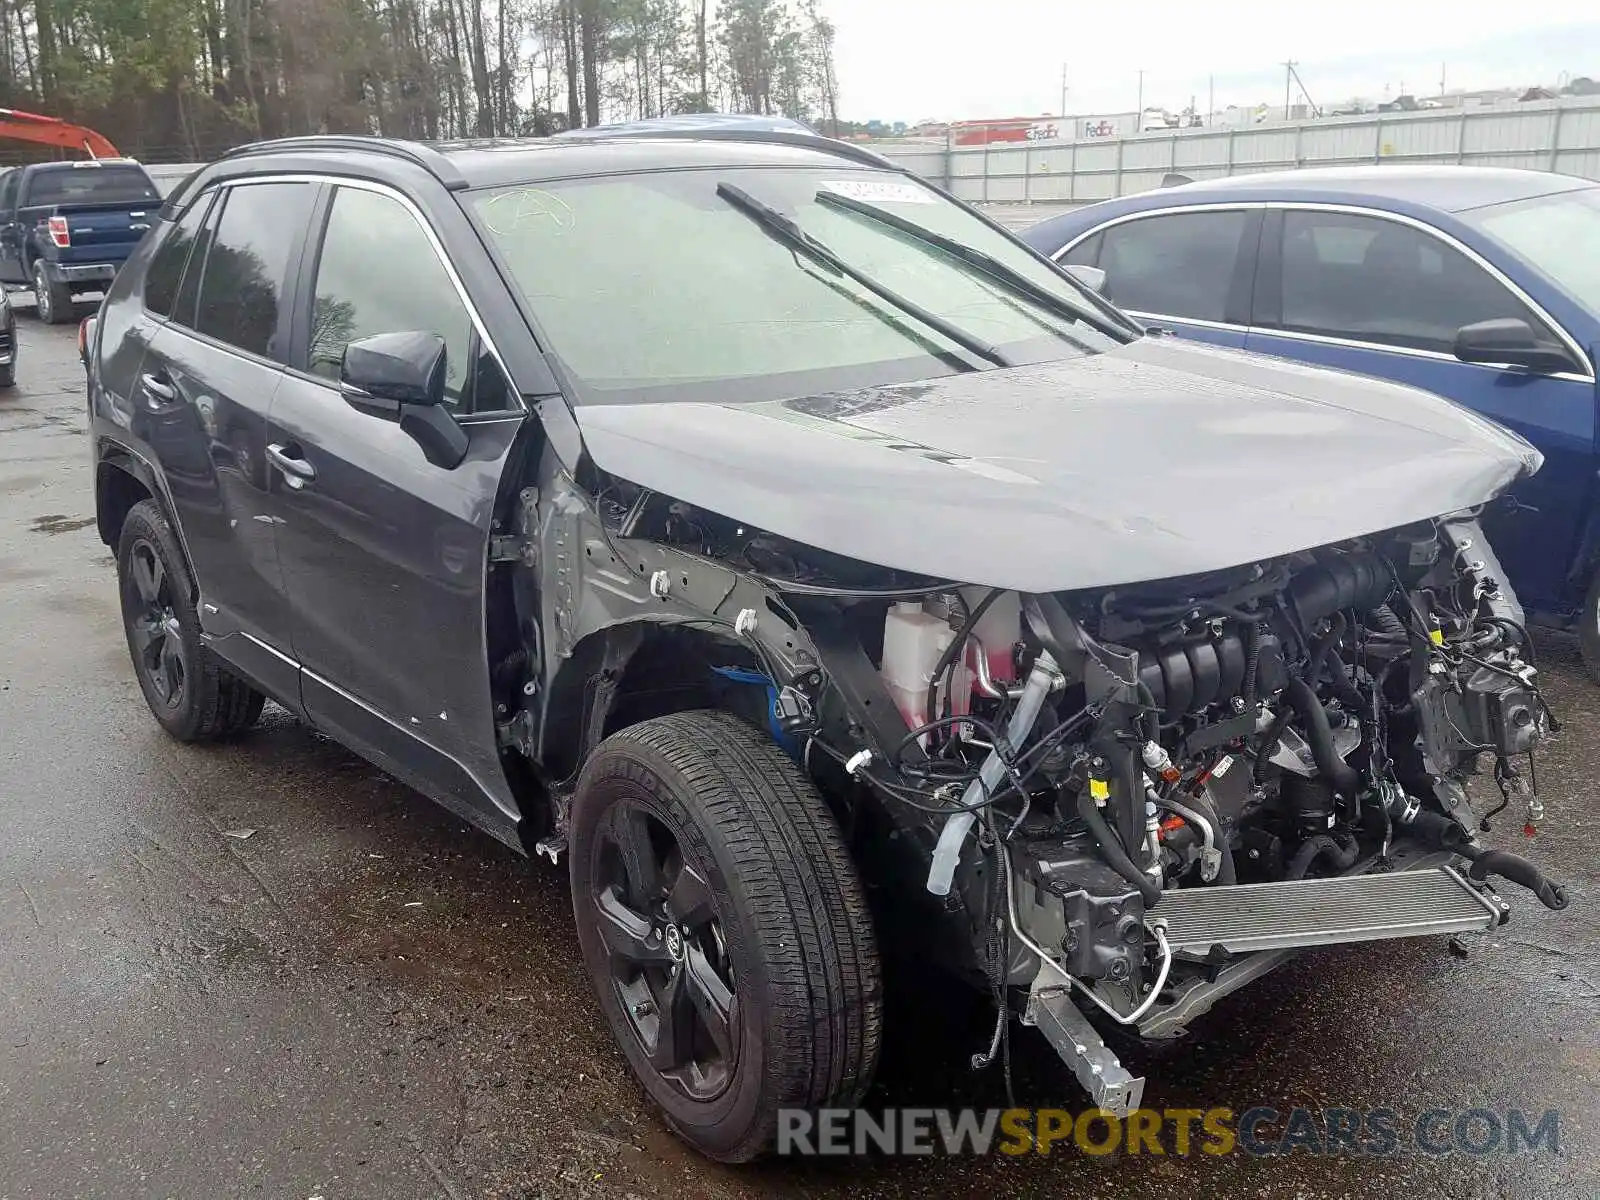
<box><xmin>267</xmin><ymin>181</ymin><xmax>528</xmax><ymax>842</ymax></box>
<box><xmin>1246</xmin><ymin>207</ymin><xmax>1595</xmax><ymax>614</ymax></box>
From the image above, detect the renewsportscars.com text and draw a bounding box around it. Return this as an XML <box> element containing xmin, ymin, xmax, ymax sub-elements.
<box><xmin>776</xmin><ymin>1107</ymin><xmax>1561</xmax><ymax>1158</ymax></box>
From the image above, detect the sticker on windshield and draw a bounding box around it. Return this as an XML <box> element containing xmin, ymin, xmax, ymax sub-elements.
<box><xmin>819</xmin><ymin>179</ymin><xmax>935</xmax><ymax>205</ymax></box>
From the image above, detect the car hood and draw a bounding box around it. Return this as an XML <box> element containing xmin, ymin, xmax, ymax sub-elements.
<box><xmin>573</xmin><ymin>337</ymin><xmax>1542</xmax><ymax>592</ymax></box>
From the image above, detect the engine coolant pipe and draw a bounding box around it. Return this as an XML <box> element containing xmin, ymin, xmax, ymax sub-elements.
<box><xmin>1383</xmin><ymin>790</ymin><xmax>1570</xmax><ymax>911</ymax></box>
<box><xmin>926</xmin><ymin>649</ymin><xmax>1061</xmax><ymax>896</ymax></box>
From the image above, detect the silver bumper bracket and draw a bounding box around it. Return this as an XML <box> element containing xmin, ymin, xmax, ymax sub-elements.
<box><xmin>1023</xmin><ymin>970</ymin><xmax>1145</xmax><ymax>1117</ymax></box>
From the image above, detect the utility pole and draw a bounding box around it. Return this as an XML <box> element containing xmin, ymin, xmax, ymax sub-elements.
<box><xmin>1283</xmin><ymin>59</ymin><xmax>1296</xmax><ymax>119</ymax></box>
<box><xmin>1208</xmin><ymin>74</ymin><xmax>1214</xmax><ymax>124</ymax></box>
<box><xmin>1137</xmin><ymin>68</ymin><xmax>1145</xmax><ymax>116</ymax></box>
<box><xmin>1286</xmin><ymin>61</ymin><xmax>1319</xmax><ymax>118</ymax></box>
<box><xmin>1440</xmin><ymin>62</ymin><xmax>1447</xmax><ymax>97</ymax></box>
<box><xmin>1060</xmin><ymin>63</ymin><xmax>1069</xmax><ymax>117</ymax></box>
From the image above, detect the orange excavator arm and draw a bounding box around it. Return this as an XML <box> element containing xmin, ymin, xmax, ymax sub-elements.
<box><xmin>0</xmin><ymin>107</ymin><xmax>120</xmax><ymax>159</ymax></box>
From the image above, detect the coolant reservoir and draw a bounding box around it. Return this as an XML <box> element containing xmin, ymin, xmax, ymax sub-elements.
<box><xmin>882</xmin><ymin>601</ymin><xmax>968</xmax><ymax>734</ymax></box>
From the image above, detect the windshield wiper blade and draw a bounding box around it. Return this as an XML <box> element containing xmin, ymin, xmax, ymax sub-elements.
<box><xmin>813</xmin><ymin>188</ymin><xmax>1135</xmax><ymax>340</ymax></box>
<box><xmin>715</xmin><ymin>182</ymin><xmax>1012</xmax><ymax>369</ymax></box>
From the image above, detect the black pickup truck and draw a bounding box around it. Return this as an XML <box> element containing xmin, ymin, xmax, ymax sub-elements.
<box><xmin>0</xmin><ymin>159</ymin><xmax>160</xmax><ymax>324</ymax></box>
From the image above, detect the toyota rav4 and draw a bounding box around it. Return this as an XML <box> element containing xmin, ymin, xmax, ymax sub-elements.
<box><xmin>85</xmin><ymin>127</ymin><xmax>1570</xmax><ymax>1162</ymax></box>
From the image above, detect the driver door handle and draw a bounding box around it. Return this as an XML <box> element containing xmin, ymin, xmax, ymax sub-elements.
<box><xmin>266</xmin><ymin>442</ymin><xmax>317</xmax><ymax>488</ymax></box>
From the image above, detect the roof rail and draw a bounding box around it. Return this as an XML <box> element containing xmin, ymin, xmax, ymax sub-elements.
<box><xmin>552</xmin><ymin>126</ymin><xmax>899</xmax><ymax>172</ymax></box>
<box><xmin>214</xmin><ymin>135</ymin><xmax>470</xmax><ymax>190</ymax></box>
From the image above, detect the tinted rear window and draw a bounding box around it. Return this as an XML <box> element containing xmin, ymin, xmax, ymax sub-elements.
<box><xmin>1096</xmin><ymin>211</ymin><xmax>1248</xmax><ymax>321</ymax></box>
<box><xmin>144</xmin><ymin>193</ymin><xmax>213</xmax><ymax>319</ymax></box>
<box><xmin>25</xmin><ymin>165</ymin><xmax>160</xmax><ymax>206</ymax></box>
<box><xmin>192</xmin><ymin>182</ymin><xmax>316</xmax><ymax>359</ymax></box>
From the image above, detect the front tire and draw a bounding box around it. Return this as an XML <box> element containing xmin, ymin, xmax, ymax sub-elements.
<box><xmin>570</xmin><ymin>710</ymin><xmax>882</xmax><ymax>1162</ymax></box>
<box><xmin>33</xmin><ymin>260</ymin><xmax>73</xmax><ymax>325</ymax></box>
<box><xmin>1579</xmin><ymin>570</ymin><xmax>1600</xmax><ymax>686</ymax></box>
<box><xmin>117</xmin><ymin>499</ymin><xmax>265</xmax><ymax>740</ymax></box>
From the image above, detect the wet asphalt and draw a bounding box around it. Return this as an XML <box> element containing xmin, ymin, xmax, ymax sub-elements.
<box><xmin>1</xmin><ymin>317</ymin><xmax>1596</xmax><ymax>1200</ymax></box>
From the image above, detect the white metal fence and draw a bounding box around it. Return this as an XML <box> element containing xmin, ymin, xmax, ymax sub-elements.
<box><xmin>140</xmin><ymin>98</ymin><xmax>1600</xmax><ymax>211</ymax></box>
<box><xmin>875</xmin><ymin>97</ymin><xmax>1600</xmax><ymax>208</ymax></box>
<box><xmin>144</xmin><ymin>162</ymin><xmax>206</xmax><ymax>195</ymax></box>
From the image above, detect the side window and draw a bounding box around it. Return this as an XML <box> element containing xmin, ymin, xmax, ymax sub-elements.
<box><xmin>192</xmin><ymin>181</ymin><xmax>316</xmax><ymax>360</ymax></box>
<box><xmin>1096</xmin><ymin>211</ymin><xmax>1248</xmax><ymax>322</ymax></box>
<box><xmin>467</xmin><ymin>343</ymin><xmax>512</xmax><ymax>412</ymax></box>
<box><xmin>1059</xmin><ymin>230</ymin><xmax>1102</xmax><ymax>268</ymax></box>
<box><xmin>1278</xmin><ymin>211</ymin><xmax>1553</xmax><ymax>354</ymax></box>
<box><xmin>0</xmin><ymin>170</ymin><xmax>18</xmax><ymax>211</ymax></box>
<box><xmin>143</xmin><ymin>192</ymin><xmax>213</xmax><ymax>318</ymax></box>
<box><xmin>307</xmin><ymin>187</ymin><xmax>476</xmax><ymax>410</ymax></box>
<box><xmin>172</xmin><ymin>195</ymin><xmax>219</xmax><ymax>329</ymax></box>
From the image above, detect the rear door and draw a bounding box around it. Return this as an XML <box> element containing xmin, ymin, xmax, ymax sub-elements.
<box><xmin>1055</xmin><ymin>207</ymin><xmax>1261</xmax><ymax>349</ymax></box>
<box><xmin>132</xmin><ymin>178</ymin><xmax>319</xmax><ymax>701</ymax></box>
<box><xmin>1246</xmin><ymin>206</ymin><xmax>1595</xmax><ymax>613</ymax></box>
<box><xmin>267</xmin><ymin>180</ymin><xmax>527</xmax><ymax>841</ymax></box>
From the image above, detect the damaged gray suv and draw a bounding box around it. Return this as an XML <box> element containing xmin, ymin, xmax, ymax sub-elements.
<box><xmin>85</xmin><ymin>126</ymin><xmax>1571</xmax><ymax>1161</ymax></box>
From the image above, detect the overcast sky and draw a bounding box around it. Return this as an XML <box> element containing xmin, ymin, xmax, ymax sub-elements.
<box><xmin>817</xmin><ymin>3</ymin><xmax>1600</xmax><ymax>121</ymax></box>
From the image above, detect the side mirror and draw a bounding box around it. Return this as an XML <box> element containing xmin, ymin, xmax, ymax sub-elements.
<box><xmin>340</xmin><ymin>331</ymin><xmax>468</xmax><ymax>469</ymax></box>
<box><xmin>341</xmin><ymin>330</ymin><xmax>448</xmax><ymax>406</ymax></box>
<box><xmin>1063</xmin><ymin>263</ymin><xmax>1107</xmax><ymax>294</ymax></box>
<box><xmin>1453</xmin><ymin>318</ymin><xmax>1577</xmax><ymax>375</ymax></box>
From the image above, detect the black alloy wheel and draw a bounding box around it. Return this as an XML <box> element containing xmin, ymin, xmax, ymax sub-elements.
<box><xmin>116</xmin><ymin>499</ymin><xmax>265</xmax><ymax>741</ymax></box>
<box><xmin>593</xmin><ymin>799</ymin><xmax>739</xmax><ymax>1102</ymax></box>
<box><xmin>124</xmin><ymin>537</ymin><xmax>187</xmax><ymax>712</ymax></box>
<box><xmin>570</xmin><ymin>710</ymin><xmax>882</xmax><ymax>1162</ymax></box>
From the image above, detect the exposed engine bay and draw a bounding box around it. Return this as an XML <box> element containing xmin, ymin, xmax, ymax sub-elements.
<box><xmin>518</xmin><ymin>472</ymin><xmax>1573</xmax><ymax>1117</ymax></box>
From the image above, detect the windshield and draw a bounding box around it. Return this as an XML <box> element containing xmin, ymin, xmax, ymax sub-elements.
<box><xmin>468</xmin><ymin>166</ymin><xmax>1124</xmax><ymax>404</ymax></box>
<box><xmin>1467</xmin><ymin>187</ymin><xmax>1600</xmax><ymax>314</ymax></box>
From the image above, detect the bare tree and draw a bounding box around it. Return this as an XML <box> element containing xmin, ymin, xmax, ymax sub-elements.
<box><xmin>0</xmin><ymin>0</ymin><xmax>843</xmax><ymax>159</ymax></box>
<box><xmin>577</xmin><ymin>0</ymin><xmax>600</xmax><ymax>126</ymax></box>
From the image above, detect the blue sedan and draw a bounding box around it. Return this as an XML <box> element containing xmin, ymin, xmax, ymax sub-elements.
<box><xmin>1022</xmin><ymin>166</ymin><xmax>1600</xmax><ymax>675</ymax></box>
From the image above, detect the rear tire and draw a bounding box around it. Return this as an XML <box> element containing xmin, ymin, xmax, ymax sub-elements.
<box><xmin>117</xmin><ymin>499</ymin><xmax>265</xmax><ymax>741</ymax></box>
<box><xmin>33</xmin><ymin>260</ymin><xmax>73</xmax><ymax>326</ymax></box>
<box><xmin>569</xmin><ymin>710</ymin><xmax>882</xmax><ymax>1162</ymax></box>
